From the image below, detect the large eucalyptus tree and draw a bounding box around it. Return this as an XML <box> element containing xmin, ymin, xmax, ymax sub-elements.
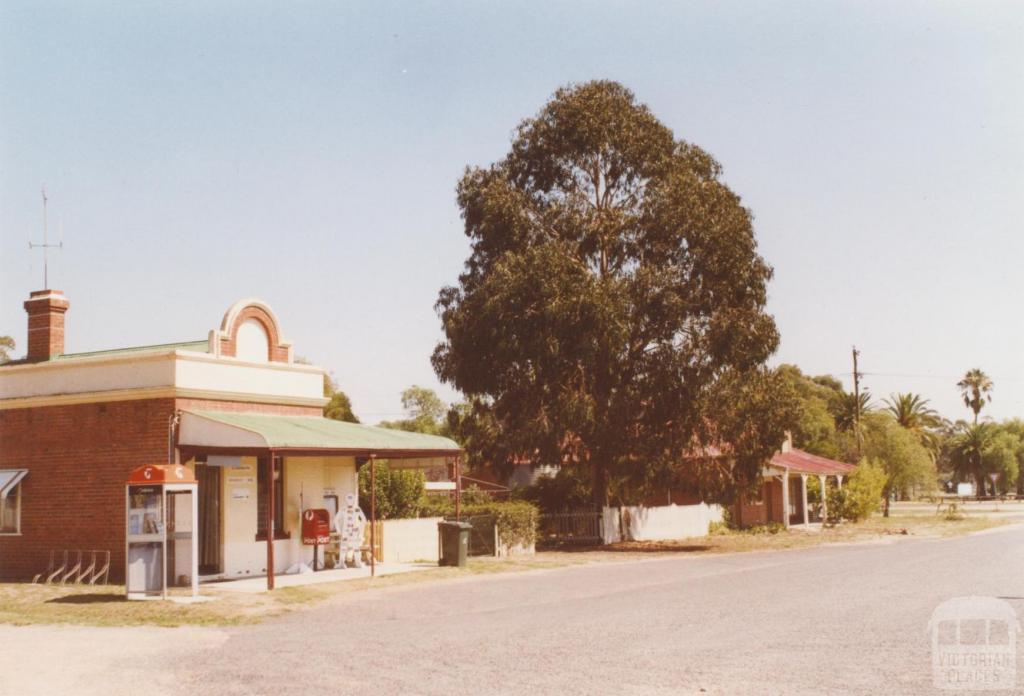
<box><xmin>433</xmin><ymin>81</ymin><xmax>789</xmax><ymax>506</ymax></box>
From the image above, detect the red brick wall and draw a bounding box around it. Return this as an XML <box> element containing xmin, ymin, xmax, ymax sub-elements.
<box><xmin>0</xmin><ymin>396</ymin><xmax>322</xmax><ymax>582</ymax></box>
<box><xmin>0</xmin><ymin>398</ymin><xmax>175</xmax><ymax>582</ymax></box>
<box><xmin>733</xmin><ymin>479</ymin><xmax>785</xmax><ymax>527</ymax></box>
<box><xmin>217</xmin><ymin>305</ymin><xmax>290</xmax><ymax>362</ymax></box>
<box><xmin>24</xmin><ymin>291</ymin><xmax>70</xmax><ymax>362</ymax></box>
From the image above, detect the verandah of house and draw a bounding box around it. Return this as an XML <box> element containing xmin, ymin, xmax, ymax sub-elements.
<box><xmin>176</xmin><ymin>410</ymin><xmax>462</xmax><ymax>590</ymax></box>
<box><xmin>734</xmin><ymin>443</ymin><xmax>856</xmax><ymax>528</ymax></box>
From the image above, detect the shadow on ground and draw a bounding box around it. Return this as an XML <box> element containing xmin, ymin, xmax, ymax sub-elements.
<box><xmin>539</xmin><ymin>543</ymin><xmax>712</xmax><ymax>554</ymax></box>
<box><xmin>46</xmin><ymin>593</ymin><xmax>126</xmax><ymax>605</ymax></box>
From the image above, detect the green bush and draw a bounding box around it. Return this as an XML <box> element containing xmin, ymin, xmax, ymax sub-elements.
<box><xmin>829</xmin><ymin>458</ymin><xmax>887</xmax><ymax>522</ymax></box>
<box><xmin>461</xmin><ymin>501</ymin><xmax>539</xmax><ymax>548</ymax></box>
<box><xmin>747</xmin><ymin>523</ymin><xmax>786</xmax><ymax>535</ymax></box>
<box><xmin>357</xmin><ymin>460</ymin><xmax>425</xmax><ymax>519</ymax></box>
<box><xmin>708</xmin><ymin>520</ymin><xmax>733</xmax><ymax>536</ymax></box>
<box><xmin>515</xmin><ymin>468</ymin><xmax>592</xmax><ymax>513</ymax></box>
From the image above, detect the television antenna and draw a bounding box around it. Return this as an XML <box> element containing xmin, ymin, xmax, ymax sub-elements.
<box><xmin>28</xmin><ymin>186</ymin><xmax>63</xmax><ymax>288</ymax></box>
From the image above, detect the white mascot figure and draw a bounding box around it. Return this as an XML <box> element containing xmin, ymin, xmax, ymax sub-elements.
<box><xmin>334</xmin><ymin>493</ymin><xmax>367</xmax><ymax>569</ymax></box>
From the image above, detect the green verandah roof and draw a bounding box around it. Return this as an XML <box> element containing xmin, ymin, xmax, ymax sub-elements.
<box><xmin>182</xmin><ymin>410</ymin><xmax>461</xmax><ymax>455</ymax></box>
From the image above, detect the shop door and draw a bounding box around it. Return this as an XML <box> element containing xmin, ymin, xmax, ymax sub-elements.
<box><xmin>196</xmin><ymin>464</ymin><xmax>222</xmax><ymax>575</ymax></box>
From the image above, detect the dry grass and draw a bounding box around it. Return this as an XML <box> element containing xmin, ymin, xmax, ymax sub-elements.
<box><xmin>597</xmin><ymin>513</ymin><xmax>1013</xmax><ymax>556</ymax></box>
<box><xmin>0</xmin><ymin>556</ymin><xmax>589</xmax><ymax>628</ymax></box>
<box><xmin>1</xmin><ymin>513</ymin><xmax>1012</xmax><ymax>628</ymax></box>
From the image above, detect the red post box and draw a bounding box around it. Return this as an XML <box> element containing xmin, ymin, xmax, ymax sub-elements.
<box><xmin>302</xmin><ymin>508</ymin><xmax>331</xmax><ymax>546</ymax></box>
<box><xmin>302</xmin><ymin>508</ymin><xmax>331</xmax><ymax>572</ymax></box>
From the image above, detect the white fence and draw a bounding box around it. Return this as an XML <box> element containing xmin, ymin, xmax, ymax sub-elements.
<box><xmin>601</xmin><ymin>503</ymin><xmax>724</xmax><ymax>543</ymax></box>
<box><xmin>380</xmin><ymin>517</ymin><xmax>443</xmax><ymax>564</ymax></box>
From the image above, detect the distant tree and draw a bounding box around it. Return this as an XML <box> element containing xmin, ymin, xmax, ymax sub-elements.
<box><xmin>982</xmin><ymin>430</ymin><xmax>1020</xmax><ymax>495</ymax></box>
<box><xmin>957</xmin><ymin>368</ymin><xmax>993</xmax><ymax>424</ymax></box>
<box><xmin>433</xmin><ymin>80</ymin><xmax>785</xmax><ymax>507</ymax></box>
<box><xmin>775</xmin><ymin>365</ymin><xmax>841</xmax><ymax>459</ymax></box>
<box><xmin>295</xmin><ymin>357</ymin><xmax>360</xmax><ymax>423</ymax></box>
<box><xmin>380</xmin><ymin>386</ymin><xmax>448</xmax><ymax>435</ymax></box>
<box><xmin>884</xmin><ymin>392</ymin><xmax>943</xmax><ymax>454</ymax></box>
<box><xmin>831</xmin><ymin>391</ymin><xmax>873</xmax><ymax>433</ymax></box>
<box><xmin>951</xmin><ymin>423</ymin><xmax>993</xmax><ymax>496</ymax></box>
<box><xmin>997</xmin><ymin>419</ymin><xmax>1024</xmax><ymax>495</ymax></box>
<box><xmin>322</xmin><ymin>374</ymin><xmax>359</xmax><ymax>423</ymax></box>
<box><xmin>0</xmin><ymin>336</ymin><xmax>14</xmax><ymax>363</ymax></box>
<box><xmin>861</xmin><ymin>413</ymin><xmax>935</xmax><ymax>515</ymax></box>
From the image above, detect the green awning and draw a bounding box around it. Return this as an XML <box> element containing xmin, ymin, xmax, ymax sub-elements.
<box><xmin>180</xmin><ymin>410</ymin><xmax>461</xmax><ymax>456</ymax></box>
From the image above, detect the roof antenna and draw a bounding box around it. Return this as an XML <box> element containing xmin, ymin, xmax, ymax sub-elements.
<box><xmin>28</xmin><ymin>186</ymin><xmax>63</xmax><ymax>289</ymax></box>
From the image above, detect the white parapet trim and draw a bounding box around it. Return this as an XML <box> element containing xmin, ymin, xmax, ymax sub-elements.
<box><xmin>0</xmin><ymin>350</ymin><xmax>326</xmax><ymax>408</ymax></box>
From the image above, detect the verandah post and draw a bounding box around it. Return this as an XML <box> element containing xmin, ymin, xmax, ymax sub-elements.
<box><xmin>370</xmin><ymin>453</ymin><xmax>376</xmax><ymax>578</ymax></box>
<box><xmin>266</xmin><ymin>449</ymin><xmax>275</xmax><ymax>591</ymax></box>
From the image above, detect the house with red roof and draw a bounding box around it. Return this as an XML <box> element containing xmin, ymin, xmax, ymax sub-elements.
<box><xmin>732</xmin><ymin>434</ymin><xmax>856</xmax><ymax>528</ymax></box>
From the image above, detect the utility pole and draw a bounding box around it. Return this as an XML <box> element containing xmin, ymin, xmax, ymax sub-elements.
<box><xmin>852</xmin><ymin>346</ymin><xmax>862</xmax><ymax>459</ymax></box>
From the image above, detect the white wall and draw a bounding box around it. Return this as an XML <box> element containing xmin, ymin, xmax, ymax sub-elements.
<box><xmin>218</xmin><ymin>456</ymin><xmax>357</xmax><ymax>577</ymax></box>
<box><xmin>602</xmin><ymin>503</ymin><xmax>724</xmax><ymax>543</ymax></box>
<box><xmin>0</xmin><ymin>350</ymin><xmax>324</xmax><ymax>405</ymax></box>
<box><xmin>380</xmin><ymin>517</ymin><xmax>442</xmax><ymax>564</ymax></box>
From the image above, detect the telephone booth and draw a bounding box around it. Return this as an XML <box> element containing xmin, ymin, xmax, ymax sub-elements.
<box><xmin>125</xmin><ymin>464</ymin><xmax>198</xmax><ymax>600</ymax></box>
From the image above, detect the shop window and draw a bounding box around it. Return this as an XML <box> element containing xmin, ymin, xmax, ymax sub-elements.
<box><xmin>256</xmin><ymin>456</ymin><xmax>288</xmax><ymax>540</ymax></box>
<box><xmin>1</xmin><ymin>483</ymin><xmax>20</xmax><ymax>534</ymax></box>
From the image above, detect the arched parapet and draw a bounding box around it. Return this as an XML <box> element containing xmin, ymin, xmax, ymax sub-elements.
<box><xmin>208</xmin><ymin>298</ymin><xmax>293</xmax><ymax>363</ymax></box>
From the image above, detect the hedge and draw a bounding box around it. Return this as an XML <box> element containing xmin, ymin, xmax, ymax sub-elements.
<box><xmin>460</xmin><ymin>501</ymin><xmax>539</xmax><ymax>549</ymax></box>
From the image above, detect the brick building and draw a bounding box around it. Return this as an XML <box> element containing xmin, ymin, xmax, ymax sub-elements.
<box><xmin>731</xmin><ymin>436</ymin><xmax>855</xmax><ymax>528</ymax></box>
<box><xmin>0</xmin><ymin>290</ymin><xmax>460</xmax><ymax>587</ymax></box>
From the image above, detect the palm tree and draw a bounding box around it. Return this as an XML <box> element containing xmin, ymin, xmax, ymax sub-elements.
<box><xmin>951</xmin><ymin>422</ymin><xmax>993</xmax><ymax>496</ymax></box>
<box><xmin>884</xmin><ymin>392</ymin><xmax>943</xmax><ymax>454</ymax></box>
<box><xmin>0</xmin><ymin>336</ymin><xmax>14</xmax><ymax>364</ymax></box>
<box><xmin>957</xmin><ymin>369</ymin><xmax>993</xmax><ymax>424</ymax></box>
<box><xmin>832</xmin><ymin>391</ymin><xmax>873</xmax><ymax>432</ymax></box>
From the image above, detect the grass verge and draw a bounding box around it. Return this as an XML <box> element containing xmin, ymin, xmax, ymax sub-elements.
<box><xmin>1</xmin><ymin>513</ymin><xmax>1012</xmax><ymax>628</ymax></box>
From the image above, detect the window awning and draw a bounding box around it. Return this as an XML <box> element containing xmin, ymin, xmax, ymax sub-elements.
<box><xmin>0</xmin><ymin>469</ymin><xmax>27</xmax><ymax>499</ymax></box>
<box><xmin>178</xmin><ymin>411</ymin><xmax>462</xmax><ymax>458</ymax></box>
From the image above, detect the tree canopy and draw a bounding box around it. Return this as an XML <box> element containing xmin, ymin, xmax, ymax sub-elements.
<box><xmin>379</xmin><ymin>386</ymin><xmax>448</xmax><ymax>435</ymax></box>
<box><xmin>957</xmin><ymin>368</ymin><xmax>993</xmax><ymax>424</ymax></box>
<box><xmin>320</xmin><ymin>370</ymin><xmax>359</xmax><ymax>423</ymax></box>
<box><xmin>433</xmin><ymin>81</ymin><xmax>786</xmax><ymax>506</ymax></box>
<box><xmin>0</xmin><ymin>336</ymin><xmax>14</xmax><ymax>364</ymax></box>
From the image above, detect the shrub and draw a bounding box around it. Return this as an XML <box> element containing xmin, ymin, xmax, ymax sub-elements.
<box><xmin>357</xmin><ymin>460</ymin><xmax>425</xmax><ymax>519</ymax></box>
<box><xmin>515</xmin><ymin>468</ymin><xmax>592</xmax><ymax>513</ymax></box>
<box><xmin>461</xmin><ymin>501</ymin><xmax>539</xmax><ymax>548</ymax></box>
<box><xmin>708</xmin><ymin>520</ymin><xmax>733</xmax><ymax>536</ymax></box>
<box><xmin>831</xmin><ymin>458</ymin><xmax>887</xmax><ymax>522</ymax></box>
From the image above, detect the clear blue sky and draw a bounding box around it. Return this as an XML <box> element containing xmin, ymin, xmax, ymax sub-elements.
<box><xmin>2</xmin><ymin>1</ymin><xmax>1022</xmax><ymax>423</ymax></box>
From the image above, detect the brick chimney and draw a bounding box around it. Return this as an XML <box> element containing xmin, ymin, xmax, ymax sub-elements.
<box><xmin>24</xmin><ymin>290</ymin><xmax>70</xmax><ymax>362</ymax></box>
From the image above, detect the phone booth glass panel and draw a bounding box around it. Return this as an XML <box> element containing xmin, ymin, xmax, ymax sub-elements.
<box><xmin>125</xmin><ymin>465</ymin><xmax>198</xmax><ymax>600</ymax></box>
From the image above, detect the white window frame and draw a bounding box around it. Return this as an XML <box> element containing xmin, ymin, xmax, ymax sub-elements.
<box><xmin>0</xmin><ymin>481</ymin><xmax>21</xmax><ymax>535</ymax></box>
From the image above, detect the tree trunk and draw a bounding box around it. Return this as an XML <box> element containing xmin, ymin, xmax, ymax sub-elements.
<box><xmin>883</xmin><ymin>484</ymin><xmax>891</xmax><ymax>518</ymax></box>
<box><xmin>976</xmin><ymin>473</ymin><xmax>987</xmax><ymax>498</ymax></box>
<box><xmin>592</xmin><ymin>458</ymin><xmax>609</xmax><ymax>510</ymax></box>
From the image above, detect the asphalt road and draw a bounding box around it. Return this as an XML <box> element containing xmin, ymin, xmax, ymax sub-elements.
<box><xmin>9</xmin><ymin>525</ymin><xmax>1024</xmax><ymax>696</ymax></box>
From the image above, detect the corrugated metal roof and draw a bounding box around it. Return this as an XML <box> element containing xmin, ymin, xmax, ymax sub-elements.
<box><xmin>771</xmin><ymin>449</ymin><xmax>856</xmax><ymax>476</ymax></box>
<box><xmin>53</xmin><ymin>340</ymin><xmax>210</xmax><ymax>361</ymax></box>
<box><xmin>184</xmin><ymin>410</ymin><xmax>461</xmax><ymax>453</ymax></box>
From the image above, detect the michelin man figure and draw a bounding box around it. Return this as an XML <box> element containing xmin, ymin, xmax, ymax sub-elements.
<box><xmin>333</xmin><ymin>493</ymin><xmax>367</xmax><ymax>569</ymax></box>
